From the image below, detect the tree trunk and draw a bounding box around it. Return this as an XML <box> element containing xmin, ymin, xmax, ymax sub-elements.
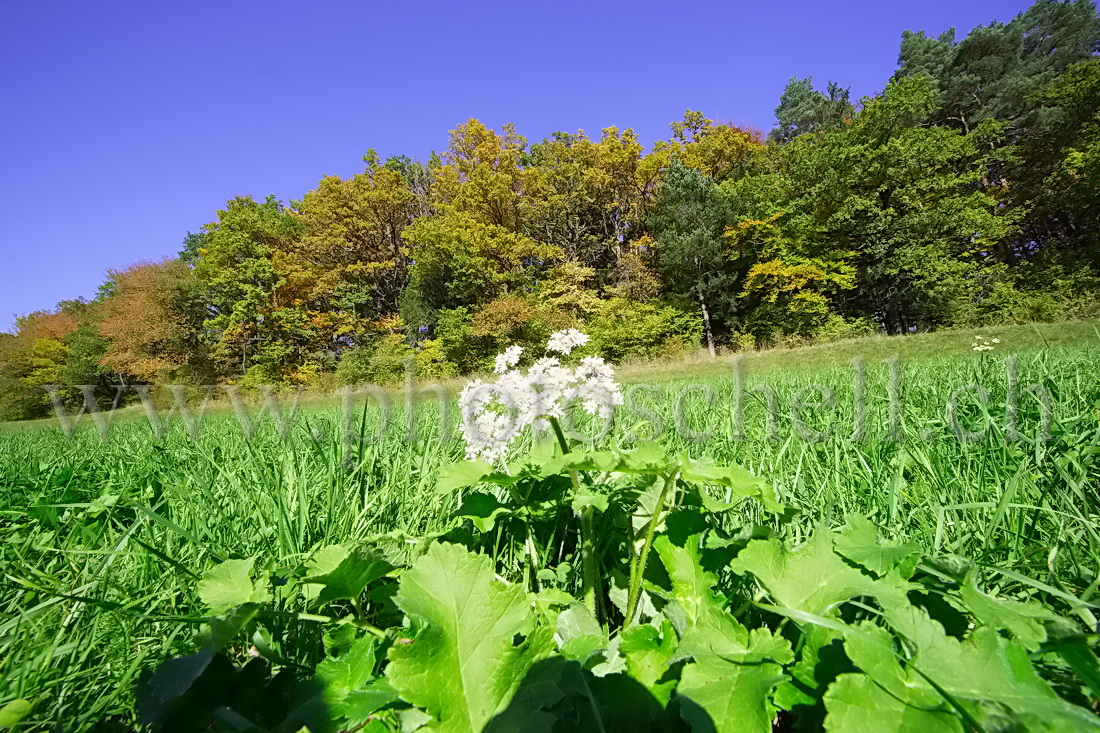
<box><xmin>698</xmin><ymin>286</ymin><xmax>716</xmax><ymax>358</ymax></box>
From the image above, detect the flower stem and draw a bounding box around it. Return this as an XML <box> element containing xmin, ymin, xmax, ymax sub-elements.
<box><xmin>625</xmin><ymin>469</ymin><xmax>677</xmax><ymax>628</ymax></box>
<box><xmin>548</xmin><ymin>416</ymin><xmax>601</xmax><ymax>619</ymax></box>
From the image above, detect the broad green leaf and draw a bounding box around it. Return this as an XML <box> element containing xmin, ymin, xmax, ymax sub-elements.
<box><xmin>455</xmin><ymin>492</ymin><xmax>512</xmax><ymax>533</ymax></box>
<box><xmin>556</xmin><ymin>604</ymin><xmax>602</xmax><ymax>640</ymax></box>
<box><xmin>654</xmin><ymin>531</ymin><xmax>720</xmax><ymax>627</ymax></box>
<box><xmin>198</xmin><ymin>557</ymin><xmax>271</xmax><ymax>613</ymax></box>
<box><xmin>315</xmin><ymin>635</ymin><xmax>398</xmax><ymax>725</ymax></box>
<box><xmin>308</xmin><ymin>544</ymin><xmax>350</xmax><ymax>576</ymax></box>
<box><xmin>840</xmin><ymin>621</ymin><xmax>948</xmax><ymax>711</ymax></box>
<box><xmin>343</xmin><ymin>682</ymin><xmax>400</xmax><ymax>723</ymax></box>
<box><xmin>560</xmin><ymin>635</ymin><xmax>608</xmax><ymax>665</ymax></box>
<box><xmin>620</xmin><ymin>618</ymin><xmax>678</xmax><ymax>704</ymax></box>
<box><xmin>556</xmin><ymin>605</ymin><xmax>607</xmax><ymax>666</ymax></box>
<box><xmin>680</xmin><ymin>456</ymin><xmax>783</xmax><ymax>512</ymax></box>
<box><xmin>879</xmin><ymin>599</ymin><xmax>1100</xmax><ymax>730</ymax></box>
<box><xmin>772</xmin><ymin>625</ymin><xmax>852</xmax><ymax>716</ymax></box>
<box><xmin>196</xmin><ymin>603</ymin><xmax>261</xmax><ymax>650</ymax></box>
<box><xmin>824</xmin><ymin>673</ymin><xmax>963</xmax><ymax>732</ymax></box>
<box><xmin>960</xmin><ymin>573</ymin><xmax>1055</xmax><ymax>650</ymax></box>
<box><xmin>435</xmin><ymin>460</ymin><xmax>514</xmax><ymax>494</ymax></box>
<box><xmin>557</xmin><ymin>450</ymin><xmax>621</xmax><ymax>473</ymax></box>
<box><xmin>306</xmin><ymin>549</ymin><xmax>394</xmax><ymax>605</ymax></box>
<box><xmin>731</xmin><ymin>533</ymin><xmax>882</xmax><ymax>617</ymax></box>
<box><xmin>570</xmin><ymin>490</ymin><xmax>609</xmax><ymax>514</ymax></box>
<box><xmin>0</xmin><ymin>699</ymin><xmax>32</xmax><ymax>727</ymax></box>
<box><xmin>677</xmin><ymin>623</ymin><xmax>792</xmax><ymax>733</ymax></box>
<box><xmin>482</xmin><ymin>656</ymin><xmax>567</xmax><ymax>733</ymax></box>
<box><xmin>386</xmin><ymin>543</ymin><xmax>554</xmax><ymax>732</ymax></box>
<box><xmin>303</xmin><ymin>544</ymin><xmax>350</xmax><ymax>601</ymax></box>
<box><xmin>1044</xmin><ymin>617</ymin><xmax>1100</xmax><ymax>702</ymax></box>
<box><xmin>528</xmin><ymin>588</ymin><xmax>574</xmax><ymax>607</ymax></box>
<box><xmin>835</xmin><ymin>516</ymin><xmax>921</xmax><ymax>577</ymax></box>
<box><xmin>618</xmin><ymin>442</ymin><xmax>668</xmax><ymax>472</ymax></box>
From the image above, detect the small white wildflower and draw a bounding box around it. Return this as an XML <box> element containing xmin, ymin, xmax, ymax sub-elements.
<box><xmin>991</xmin><ymin>337</ymin><xmax>1000</xmax><ymax>344</ymax></box>
<box><xmin>457</xmin><ymin>333</ymin><xmax>620</xmax><ymax>463</ymax></box>
<box><xmin>547</xmin><ymin>329</ymin><xmax>590</xmax><ymax>355</ymax></box>
<box><xmin>493</xmin><ymin>345</ymin><xmax>524</xmax><ymax>374</ymax></box>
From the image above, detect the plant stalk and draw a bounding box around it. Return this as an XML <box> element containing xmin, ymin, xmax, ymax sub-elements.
<box><xmin>625</xmin><ymin>469</ymin><xmax>677</xmax><ymax>628</ymax></box>
<box><xmin>548</xmin><ymin>416</ymin><xmax>601</xmax><ymax>618</ymax></box>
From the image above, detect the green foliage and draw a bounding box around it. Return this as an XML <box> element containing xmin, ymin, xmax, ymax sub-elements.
<box><xmin>387</xmin><ymin>543</ymin><xmax>554</xmax><ymax>732</ymax></box>
<box><xmin>770</xmin><ymin>76</ymin><xmax>854</xmax><ymax>143</ymax></box>
<box><xmin>128</xmin><ymin>440</ymin><xmax>1100</xmax><ymax>731</ymax></box>
<box><xmin>585</xmin><ymin>297</ymin><xmax>701</xmax><ymax>361</ymax></box>
<box><xmin>8</xmin><ymin>1</ymin><xmax>1100</xmax><ymax>388</ymax></box>
<box><xmin>3</xmin><ymin>341</ymin><xmax>1100</xmax><ymax>728</ymax></box>
<box><xmin>650</xmin><ymin>159</ymin><xmax>737</xmax><ymax>353</ymax></box>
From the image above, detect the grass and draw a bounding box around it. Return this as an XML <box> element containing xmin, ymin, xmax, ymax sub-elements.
<box><xmin>1</xmin><ymin>320</ymin><xmax>1099</xmax><ymax>727</ymax></box>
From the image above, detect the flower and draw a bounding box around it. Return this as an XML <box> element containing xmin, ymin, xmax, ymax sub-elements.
<box><xmin>971</xmin><ymin>335</ymin><xmax>997</xmax><ymax>352</ymax></box>
<box><xmin>546</xmin><ymin>329</ymin><xmax>590</xmax><ymax>355</ymax></box>
<box><xmin>493</xmin><ymin>345</ymin><xmax>524</xmax><ymax>374</ymax></box>
<box><xmin>458</xmin><ymin>332</ymin><xmax>621</xmax><ymax>462</ymax></box>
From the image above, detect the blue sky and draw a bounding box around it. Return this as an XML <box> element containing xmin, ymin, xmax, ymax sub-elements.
<box><xmin>0</xmin><ymin>0</ymin><xmax>1036</xmax><ymax>331</ymax></box>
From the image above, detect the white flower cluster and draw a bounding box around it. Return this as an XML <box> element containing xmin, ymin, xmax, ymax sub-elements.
<box><xmin>494</xmin><ymin>345</ymin><xmax>523</xmax><ymax>374</ymax></box>
<box><xmin>459</xmin><ymin>331</ymin><xmax>623</xmax><ymax>463</ymax></box>
<box><xmin>971</xmin><ymin>335</ymin><xmax>1001</xmax><ymax>352</ymax></box>
<box><xmin>546</xmin><ymin>328</ymin><xmax>590</xmax><ymax>355</ymax></box>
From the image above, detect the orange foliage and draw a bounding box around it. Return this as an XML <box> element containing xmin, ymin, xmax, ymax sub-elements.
<box><xmin>98</xmin><ymin>259</ymin><xmax>193</xmax><ymax>381</ymax></box>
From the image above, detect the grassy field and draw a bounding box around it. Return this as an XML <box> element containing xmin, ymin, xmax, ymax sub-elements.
<box><xmin>1</xmin><ymin>321</ymin><xmax>1099</xmax><ymax>727</ymax></box>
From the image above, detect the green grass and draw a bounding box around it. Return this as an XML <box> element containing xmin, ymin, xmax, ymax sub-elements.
<box><xmin>1</xmin><ymin>322</ymin><xmax>1099</xmax><ymax>727</ymax></box>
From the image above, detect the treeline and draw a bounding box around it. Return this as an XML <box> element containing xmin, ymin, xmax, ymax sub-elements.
<box><xmin>2</xmin><ymin>0</ymin><xmax>1099</xmax><ymax>420</ymax></box>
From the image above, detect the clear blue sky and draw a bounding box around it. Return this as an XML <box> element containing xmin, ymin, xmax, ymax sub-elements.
<box><xmin>0</xmin><ymin>0</ymin><xmax>1036</xmax><ymax>332</ymax></box>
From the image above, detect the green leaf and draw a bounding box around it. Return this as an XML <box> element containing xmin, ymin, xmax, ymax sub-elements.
<box><xmin>343</xmin><ymin>682</ymin><xmax>400</xmax><ymax>722</ymax></box>
<box><xmin>455</xmin><ymin>492</ymin><xmax>512</xmax><ymax>533</ymax></box>
<box><xmin>315</xmin><ymin>635</ymin><xmax>398</xmax><ymax>725</ymax></box>
<box><xmin>303</xmin><ymin>544</ymin><xmax>349</xmax><ymax>601</ymax></box>
<box><xmin>620</xmin><ymin>618</ymin><xmax>679</xmax><ymax>705</ymax></box>
<box><xmin>960</xmin><ymin>573</ymin><xmax>1055</xmax><ymax>650</ymax></box>
<box><xmin>680</xmin><ymin>456</ymin><xmax>783</xmax><ymax>511</ymax></box>
<box><xmin>824</xmin><ymin>673</ymin><xmax>963</xmax><ymax>732</ymax></box>
<box><xmin>556</xmin><ymin>605</ymin><xmax>606</xmax><ymax>666</ymax></box>
<box><xmin>654</xmin><ymin>531</ymin><xmax>720</xmax><ymax>628</ymax></box>
<box><xmin>386</xmin><ymin>543</ymin><xmax>554</xmax><ymax>732</ymax></box>
<box><xmin>196</xmin><ymin>603</ymin><xmax>261</xmax><ymax>650</ymax></box>
<box><xmin>309</xmin><ymin>544</ymin><xmax>350</xmax><ymax>576</ymax></box>
<box><xmin>305</xmin><ymin>549</ymin><xmax>394</xmax><ymax>605</ymax></box>
<box><xmin>677</xmin><ymin>622</ymin><xmax>792</xmax><ymax>733</ymax></box>
<box><xmin>835</xmin><ymin>516</ymin><xmax>921</xmax><ymax>577</ymax></box>
<box><xmin>198</xmin><ymin>557</ymin><xmax>271</xmax><ymax>613</ymax></box>
<box><xmin>1044</xmin><ymin>617</ymin><xmax>1100</xmax><ymax>702</ymax></box>
<box><xmin>0</xmin><ymin>699</ymin><xmax>32</xmax><ymax>727</ymax></box>
<box><xmin>617</xmin><ymin>442</ymin><xmax>668</xmax><ymax>472</ymax></box>
<box><xmin>435</xmin><ymin>460</ymin><xmax>513</xmax><ymax>494</ymax></box>
<box><xmin>570</xmin><ymin>490</ymin><xmax>609</xmax><ymax>514</ymax></box>
<box><xmin>731</xmin><ymin>533</ymin><xmax>882</xmax><ymax>617</ymax></box>
<box><xmin>878</xmin><ymin>599</ymin><xmax>1100</xmax><ymax>730</ymax></box>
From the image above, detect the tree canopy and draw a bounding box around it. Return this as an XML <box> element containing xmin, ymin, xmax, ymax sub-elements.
<box><xmin>3</xmin><ymin>0</ymin><xmax>1098</xmax><ymax>419</ymax></box>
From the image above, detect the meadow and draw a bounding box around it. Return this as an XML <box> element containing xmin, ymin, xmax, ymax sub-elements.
<box><xmin>2</xmin><ymin>322</ymin><xmax>1099</xmax><ymax>730</ymax></box>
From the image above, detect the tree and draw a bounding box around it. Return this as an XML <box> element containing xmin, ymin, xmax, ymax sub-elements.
<box><xmin>769</xmin><ymin>77</ymin><xmax>855</xmax><ymax>143</ymax></box>
<box><xmin>894</xmin><ymin>0</ymin><xmax>1100</xmax><ymax>136</ymax></box>
<box><xmin>649</xmin><ymin>160</ymin><xmax>734</xmax><ymax>356</ymax></box>
<box><xmin>98</xmin><ymin>259</ymin><xmax>208</xmax><ymax>383</ymax></box>
<box><xmin>293</xmin><ymin>156</ymin><xmax>418</xmax><ymax>323</ymax></box>
<box><xmin>191</xmin><ymin>195</ymin><xmax>306</xmax><ymax>378</ymax></box>
<box><xmin>1016</xmin><ymin>59</ymin><xmax>1100</xmax><ymax>269</ymax></box>
<box><xmin>0</xmin><ymin>309</ymin><xmax>79</xmax><ymax>419</ymax></box>
<box><xmin>759</xmin><ymin>77</ymin><xmax>1008</xmax><ymax>332</ymax></box>
<box><xmin>402</xmin><ymin>211</ymin><xmax>561</xmax><ymax>312</ymax></box>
